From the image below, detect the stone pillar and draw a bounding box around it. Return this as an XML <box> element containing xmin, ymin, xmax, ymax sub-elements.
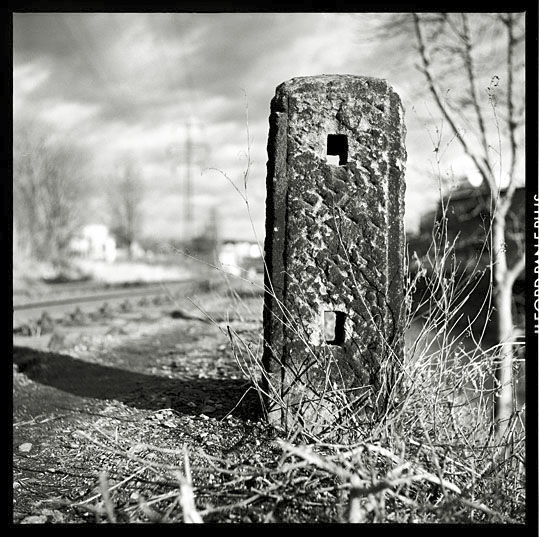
<box><xmin>262</xmin><ymin>75</ymin><xmax>406</xmax><ymax>438</ymax></box>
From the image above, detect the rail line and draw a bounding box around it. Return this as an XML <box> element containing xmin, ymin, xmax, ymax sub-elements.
<box><xmin>12</xmin><ymin>278</ymin><xmax>215</xmax><ymax>331</ymax></box>
<box><xmin>13</xmin><ymin>279</ymin><xmax>201</xmax><ymax>311</ymax></box>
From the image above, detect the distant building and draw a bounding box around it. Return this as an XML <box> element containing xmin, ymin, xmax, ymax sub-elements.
<box><xmin>69</xmin><ymin>224</ymin><xmax>117</xmax><ymax>263</ymax></box>
<box><xmin>218</xmin><ymin>240</ymin><xmax>262</xmax><ymax>277</ymax></box>
<box><xmin>413</xmin><ymin>185</ymin><xmax>525</xmax><ymax>273</ymax></box>
<box><xmin>408</xmin><ymin>184</ymin><xmax>525</xmax><ymax>340</ymax></box>
<box><xmin>129</xmin><ymin>240</ymin><xmax>146</xmax><ymax>259</ymax></box>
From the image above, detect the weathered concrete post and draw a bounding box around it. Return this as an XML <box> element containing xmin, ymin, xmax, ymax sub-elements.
<box><xmin>263</xmin><ymin>75</ymin><xmax>406</xmax><ymax>437</ymax></box>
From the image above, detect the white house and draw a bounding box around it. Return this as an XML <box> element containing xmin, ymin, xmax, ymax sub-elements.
<box><xmin>218</xmin><ymin>241</ymin><xmax>262</xmax><ymax>277</ymax></box>
<box><xmin>69</xmin><ymin>224</ymin><xmax>117</xmax><ymax>263</ymax></box>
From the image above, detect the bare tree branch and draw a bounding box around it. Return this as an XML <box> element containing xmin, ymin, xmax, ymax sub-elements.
<box><xmin>13</xmin><ymin>123</ymin><xmax>85</xmax><ymax>265</ymax></box>
<box><xmin>460</xmin><ymin>14</ymin><xmax>492</xmax><ymax>165</ymax></box>
<box><xmin>499</xmin><ymin>14</ymin><xmax>520</xmax><ymax>215</ymax></box>
<box><xmin>108</xmin><ymin>159</ymin><xmax>145</xmax><ymax>257</ymax></box>
<box><xmin>506</xmin><ymin>254</ymin><xmax>525</xmax><ymax>288</ymax></box>
<box><xmin>409</xmin><ymin>12</ymin><xmax>525</xmax><ymax>432</ymax></box>
<box><xmin>412</xmin><ymin>13</ymin><xmax>494</xmax><ymax>192</ymax></box>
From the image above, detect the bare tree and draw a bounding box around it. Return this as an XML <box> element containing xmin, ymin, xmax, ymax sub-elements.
<box><xmin>107</xmin><ymin>159</ymin><xmax>144</xmax><ymax>259</ymax></box>
<box><xmin>13</xmin><ymin>121</ymin><xmax>86</xmax><ymax>268</ymax></box>
<box><xmin>376</xmin><ymin>13</ymin><xmax>525</xmax><ymax>434</ymax></box>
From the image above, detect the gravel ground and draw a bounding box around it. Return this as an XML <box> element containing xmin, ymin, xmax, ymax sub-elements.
<box><xmin>13</xmin><ymin>287</ymin><xmax>336</xmax><ymax>524</ymax></box>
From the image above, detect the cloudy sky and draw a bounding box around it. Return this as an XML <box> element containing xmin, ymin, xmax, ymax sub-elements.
<box><xmin>14</xmin><ymin>12</ymin><xmax>474</xmax><ymax>242</ymax></box>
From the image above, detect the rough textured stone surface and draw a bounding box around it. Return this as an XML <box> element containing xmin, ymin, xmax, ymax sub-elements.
<box><xmin>263</xmin><ymin>75</ymin><xmax>407</xmax><ymax>437</ymax></box>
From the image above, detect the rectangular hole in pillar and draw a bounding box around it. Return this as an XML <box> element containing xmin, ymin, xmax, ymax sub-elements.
<box><xmin>327</xmin><ymin>134</ymin><xmax>348</xmax><ymax>166</ymax></box>
<box><xmin>323</xmin><ymin>311</ymin><xmax>346</xmax><ymax>345</ymax></box>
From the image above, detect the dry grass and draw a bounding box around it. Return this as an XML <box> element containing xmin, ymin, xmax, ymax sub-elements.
<box><xmin>140</xmin><ymin>186</ymin><xmax>525</xmax><ymax>524</ymax></box>
<box><xmin>219</xmin><ymin>233</ymin><xmax>526</xmax><ymax>523</ymax></box>
<box><xmin>161</xmin><ymin>111</ymin><xmax>526</xmax><ymax>523</ymax></box>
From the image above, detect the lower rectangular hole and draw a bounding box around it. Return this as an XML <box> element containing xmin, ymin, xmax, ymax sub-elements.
<box><xmin>326</xmin><ymin>134</ymin><xmax>348</xmax><ymax>165</ymax></box>
<box><xmin>323</xmin><ymin>311</ymin><xmax>346</xmax><ymax>345</ymax></box>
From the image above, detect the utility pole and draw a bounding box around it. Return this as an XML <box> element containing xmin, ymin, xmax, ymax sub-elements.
<box><xmin>166</xmin><ymin>117</ymin><xmax>210</xmax><ymax>244</ymax></box>
<box><xmin>184</xmin><ymin>117</ymin><xmax>192</xmax><ymax>242</ymax></box>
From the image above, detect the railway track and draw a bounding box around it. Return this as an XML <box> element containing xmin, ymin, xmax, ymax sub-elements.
<box><xmin>14</xmin><ymin>276</ymin><xmax>201</xmax><ymax>304</ymax></box>
<box><xmin>13</xmin><ymin>279</ymin><xmax>202</xmax><ymax>311</ymax></box>
<box><xmin>13</xmin><ymin>278</ymin><xmax>214</xmax><ymax>332</ymax></box>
